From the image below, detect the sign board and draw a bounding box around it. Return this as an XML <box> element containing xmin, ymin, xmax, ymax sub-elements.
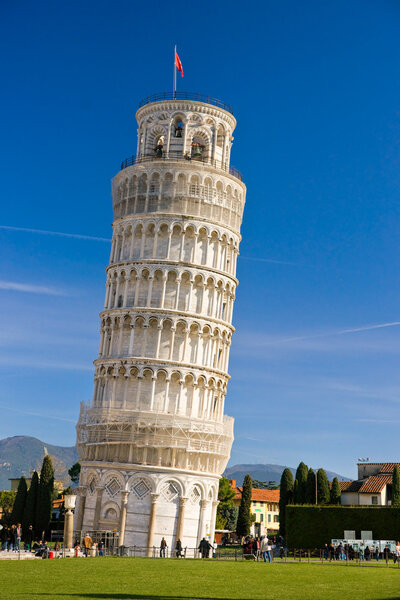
<box><xmin>361</xmin><ymin>530</ymin><xmax>373</xmax><ymax>540</ymax></box>
<box><xmin>344</xmin><ymin>530</ymin><xmax>355</xmax><ymax>539</ymax></box>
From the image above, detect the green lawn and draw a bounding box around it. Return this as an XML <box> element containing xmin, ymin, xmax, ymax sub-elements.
<box><xmin>0</xmin><ymin>558</ymin><xmax>399</xmax><ymax>600</ymax></box>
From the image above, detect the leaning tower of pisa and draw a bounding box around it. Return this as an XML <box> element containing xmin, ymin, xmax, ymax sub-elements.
<box><xmin>75</xmin><ymin>92</ymin><xmax>246</xmax><ymax>552</ymax></box>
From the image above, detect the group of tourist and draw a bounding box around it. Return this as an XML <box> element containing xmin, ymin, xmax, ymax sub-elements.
<box><xmin>243</xmin><ymin>535</ymin><xmax>284</xmax><ymax>562</ymax></box>
<box><xmin>158</xmin><ymin>537</ymin><xmax>214</xmax><ymax>559</ymax></box>
<box><xmin>323</xmin><ymin>542</ymin><xmax>400</xmax><ymax>562</ymax></box>
<box><xmin>0</xmin><ymin>523</ymin><xmax>34</xmax><ymax>552</ymax></box>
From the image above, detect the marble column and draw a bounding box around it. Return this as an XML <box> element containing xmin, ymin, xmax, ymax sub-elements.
<box><xmin>118</xmin><ymin>490</ymin><xmax>130</xmax><ymax>547</ymax></box>
<box><xmin>197</xmin><ymin>499</ymin><xmax>209</xmax><ymax>546</ymax></box>
<box><xmin>93</xmin><ymin>487</ymin><xmax>105</xmax><ymax>529</ymax></box>
<box><xmin>176</xmin><ymin>497</ymin><xmax>188</xmax><ymax>543</ymax></box>
<box><xmin>146</xmin><ymin>493</ymin><xmax>159</xmax><ymax>557</ymax></box>
<box><xmin>74</xmin><ymin>486</ymin><xmax>87</xmax><ymax>533</ymax></box>
<box><xmin>209</xmin><ymin>500</ymin><xmax>219</xmax><ymax>546</ymax></box>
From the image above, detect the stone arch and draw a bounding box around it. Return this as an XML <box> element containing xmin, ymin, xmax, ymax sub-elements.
<box><xmin>101</xmin><ymin>501</ymin><xmax>120</xmax><ymax>527</ymax></box>
<box><xmin>101</xmin><ymin>471</ymin><xmax>125</xmax><ymax>493</ymax></box>
<box><xmin>154</xmin><ymin>369</ymin><xmax>167</xmax><ymax>412</ymax></box>
<box><xmin>159</xmin><ymin>318</ymin><xmax>172</xmax><ymax>361</ymax></box>
<box><xmin>157</xmin><ymin>477</ymin><xmax>184</xmax><ymax>500</ymax></box>
<box><xmin>176</xmin><ymin>173</ymin><xmax>186</xmax><ymax>195</ymax></box>
<box><xmin>170</xmin><ymin>224</ymin><xmax>183</xmax><ymax>261</ymax></box>
<box><xmin>164</xmin><ymin>270</ymin><xmax>178</xmax><ymax>309</ymax></box>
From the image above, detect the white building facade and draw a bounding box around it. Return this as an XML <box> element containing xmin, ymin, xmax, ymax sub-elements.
<box><xmin>75</xmin><ymin>93</ymin><xmax>246</xmax><ymax>552</ymax></box>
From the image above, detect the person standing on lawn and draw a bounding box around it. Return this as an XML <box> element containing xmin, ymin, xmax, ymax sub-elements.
<box><xmin>198</xmin><ymin>537</ymin><xmax>212</xmax><ymax>558</ymax></box>
<box><xmin>260</xmin><ymin>537</ymin><xmax>272</xmax><ymax>563</ymax></box>
<box><xmin>175</xmin><ymin>538</ymin><xmax>183</xmax><ymax>558</ymax></box>
<box><xmin>83</xmin><ymin>533</ymin><xmax>93</xmax><ymax>557</ymax></box>
<box><xmin>160</xmin><ymin>537</ymin><xmax>167</xmax><ymax>557</ymax></box>
<box><xmin>24</xmin><ymin>525</ymin><xmax>34</xmax><ymax>552</ymax></box>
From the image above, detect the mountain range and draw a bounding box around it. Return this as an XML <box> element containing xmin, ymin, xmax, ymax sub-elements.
<box><xmin>224</xmin><ymin>463</ymin><xmax>350</xmax><ymax>486</ymax></box>
<box><xmin>0</xmin><ymin>436</ymin><xmax>350</xmax><ymax>491</ymax></box>
<box><xmin>0</xmin><ymin>436</ymin><xmax>79</xmax><ymax>490</ymax></box>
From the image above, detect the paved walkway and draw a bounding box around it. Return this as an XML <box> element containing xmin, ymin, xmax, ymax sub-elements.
<box><xmin>0</xmin><ymin>551</ymin><xmax>39</xmax><ymax>560</ymax></box>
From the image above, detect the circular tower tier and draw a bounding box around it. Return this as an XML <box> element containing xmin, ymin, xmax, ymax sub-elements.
<box><xmin>75</xmin><ymin>95</ymin><xmax>246</xmax><ymax>553</ymax></box>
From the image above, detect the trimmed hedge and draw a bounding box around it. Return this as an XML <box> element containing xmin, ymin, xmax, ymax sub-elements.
<box><xmin>286</xmin><ymin>505</ymin><xmax>400</xmax><ymax>548</ymax></box>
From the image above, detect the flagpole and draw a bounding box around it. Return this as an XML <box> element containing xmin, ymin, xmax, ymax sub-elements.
<box><xmin>173</xmin><ymin>45</ymin><xmax>176</xmax><ymax>98</ymax></box>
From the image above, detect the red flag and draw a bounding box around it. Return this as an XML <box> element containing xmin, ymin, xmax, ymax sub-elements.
<box><xmin>175</xmin><ymin>51</ymin><xmax>184</xmax><ymax>77</ymax></box>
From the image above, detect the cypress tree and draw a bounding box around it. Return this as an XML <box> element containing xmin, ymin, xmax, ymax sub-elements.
<box><xmin>279</xmin><ymin>467</ymin><xmax>294</xmax><ymax>537</ymax></box>
<box><xmin>36</xmin><ymin>455</ymin><xmax>55</xmax><ymax>538</ymax></box>
<box><xmin>236</xmin><ymin>474</ymin><xmax>252</xmax><ymax>537</ymax></box>
<box><xmin>305</xmin><ymin>468</ymin><xmax>316</xmax><ymax>504</ymax></box>
<box><xmin>10</xmin><ymin>477</ymin><xmax>27</xmax><ymax>524</ymax></box>
<box><xmin>392</xmin><ymin>465</ymin><xmax>400</xmax><ymax>507</ymax></box>
<box><xmin>294</xmin><ymin>462</ymin><xmax>308</xmax><ymax>504</ymax></box>
<box><xmin>317</xmin><ymin>469</ymin><xmax>330</xmax><ymax>504</ymax></box>
<box><xmin>23</xmin><ymin>471</ymin><xmax>39</xmax><ymax>533</ymax></box>
<box><xmin>330</xmin><ymin>477</ymin><xmax>341</xmax><ymax>505</ymax></box>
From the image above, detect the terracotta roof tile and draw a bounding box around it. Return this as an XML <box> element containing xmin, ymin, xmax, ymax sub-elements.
<box><xmin>340</xmin><ymin>480</ymin><xmax>363</xmax><ymax>493</ymax></box>
<box><xmin>379</xmin><ymin>463</ymin><xmax>400</xmax><ymax>474</ymax></box>
<box><xmin>358</xmin><ymin>474</ymin><xmax>392</xmax><ymax>493</ymax></box>
<box><xmin>234</xmin><ymin>487</ymin><xmax>280</xmax><ymax>502</ymax></box>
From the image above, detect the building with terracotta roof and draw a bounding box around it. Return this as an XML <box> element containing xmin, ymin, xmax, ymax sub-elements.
<box><xmin>340</xmin><ymin>463</ymin><xmax>399</xmax><ymax>506</ymax></box>
<box><xmin>230</xmin><ymin>480</ymin><xmax>280</xmax><ymax>537</ymax></box>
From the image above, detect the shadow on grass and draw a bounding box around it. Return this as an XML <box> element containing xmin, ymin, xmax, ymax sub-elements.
<box><xmin>35</xmin><ymin>596</ymin><xmax>400</xmax><ymax>600</ymax></box>
<box><xmin>38</xmin><ymin>595</ymin><xmax>254</xmax><ymax>600</ymax></box>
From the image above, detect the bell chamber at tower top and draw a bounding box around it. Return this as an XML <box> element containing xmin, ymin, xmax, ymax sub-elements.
<box><xmin>112</xmin><ymin>95</ymin><xmax>246</xmax><ymax>234</ymax></box>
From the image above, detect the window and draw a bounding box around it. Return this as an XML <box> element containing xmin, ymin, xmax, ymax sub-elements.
<box><xmin>371</xmin><ymin>496</ymin><xmax>378</xmax><ymax>505</ymax></box>
<box><xmin>274</xmin><ymin>515</ymin><xmax>279</xmax><ymax>523</ymax></box>
<box><xmin>260</xmin><ymin>514</ymin><xmax>263</xmax><ymax>522</ymax></box>
<box><xmin>268</xmin><ymin>514</ymin><xmax>271</xmax><ymax>523</ymax></box>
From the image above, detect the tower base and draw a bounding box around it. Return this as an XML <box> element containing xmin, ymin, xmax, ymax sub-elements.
<box><xmin>75</xmin><ymin>462</ymin><xmax>219</xmax><ymax>553</ymax></box>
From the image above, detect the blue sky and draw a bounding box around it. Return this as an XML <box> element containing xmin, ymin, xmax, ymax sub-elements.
<box><xmin>1</xmin><ymin>0</ymin><xmax>399</xmax><ymax>479</ymax></box>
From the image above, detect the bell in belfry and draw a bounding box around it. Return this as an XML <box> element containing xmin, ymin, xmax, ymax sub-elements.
<box><xmin>192</xmin><ymin>143</ymin><xmax>202</xmax><ymax>158</ymax></box>
<box><xmin>155</xmin><ymin>135</ymin><xmax>164</xmax><ymax>157</ymax></box>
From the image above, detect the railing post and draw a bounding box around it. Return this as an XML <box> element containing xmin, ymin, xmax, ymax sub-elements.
<box><xmin>308</xmin><ymin>550</ymin><xmax>310</xmax><ymax>563</ymax></box>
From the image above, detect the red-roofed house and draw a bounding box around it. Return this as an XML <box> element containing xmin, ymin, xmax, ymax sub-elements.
<box><xmin>230</xmin><ymin>480</ymin><xmax>280</xmax><ymax>537</ymax></box>
<box><xmin>340</xmin><ymin>463</ymin><xmax>399</xmax><ymax>506</ymax></box>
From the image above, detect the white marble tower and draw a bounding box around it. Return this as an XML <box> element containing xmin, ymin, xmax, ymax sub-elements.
<box><xmin>75</xmin><ymin>92</ymin><xmax>246</xmax><ymax>552</ymax></box>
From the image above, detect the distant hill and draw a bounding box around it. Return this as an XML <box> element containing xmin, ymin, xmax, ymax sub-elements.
<box><xmin>0</xmin><ymin>436</ymin><xmax>78</xmax><ymax>490</ymax></box>
<box><xmin>224</xmin><ymin>463</ymin><xmax>350</xmax><ymax>486</ymax></box>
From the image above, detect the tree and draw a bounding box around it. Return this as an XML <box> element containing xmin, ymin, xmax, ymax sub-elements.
<box><xmin>22</xmin><ymin>470</ymin><xmax>39</xmax><ymax>532</ymax></box>
<box><xmin>252</xmin><ymin>479</ymin><xmax>278</xmax><ymax>490</ymax></box>
<box><xmin>317</xmin><ymin>469</ymin><xmax>330</xmax><ymax>505</ymax></box>
<box><xmin>330</xmin><ymin>477</ymin><xmax>341</xmax><ymax>505</ymax></box>
<box><xmin>36</xmin><ymin>455</ymin><xmax>55</xmax><ymax>537</ymax></box>
<box><xmin>278</xmin><ymin>467</ymin><xmax>294</xmax><ymax>537</ymax></box>
<box><xmin>236</xmin><ymin>474</ymin><xmax>252</xmax><ymax>537</ymax></box>
<box><xmin>216</xmin><ymin>477</ymin><xmax>236</xmax><ymax>529</ymax></box>
<box><xmin>392</xmin><ymin>465</ymin><xmax>400</xmax><ymax>507</ymax></box>
<box><xmin>305</xmin><ymin>468</ymin><xmax>316</xmax><ymax>504</ymax></box>
<box><xmin>294</xmin><ymin>462</ymin><xmax>308</xmax><ymax>504</ymax></box>
<box><xmin>68</xmin><ymin>461</ymin><xmax>81</xmax><ymax>485</ymax></box>
<box><xmin>0</xmin><ymin>491</ymin><xmax>16</xmax><ymax>520</ymax></box>
<box><xmin>10</xmin><ymin>477</ymin><xmax>28</xmax><ymax>524</ymax></box>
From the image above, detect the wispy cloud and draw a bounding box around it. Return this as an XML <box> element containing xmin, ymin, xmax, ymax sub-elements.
<box><xmin>0</xmin><ymin>280</ymin><xmax>66</xmax><ymax>296</ymax></box>
<box><xmin>0</xmin><ymin>356</ymin><xmax>93</xmax><ymax>371</ymax></box>
<box><xmin>240</xmin><ymin>256</ymin><xmax>301</xmax><ymax>266</ymax></box>
<box><xmin>0</xmin><ymin>404</ymin><xmax>76</xmax><ymax>423</ymax></box>
<box><xmin>235</xmin><ymin>321</ymin><xmax>400</xmax><ymax>355</ymax></box>
<box><xmin>0</xmin><ymin>225</ymin><xmax>109</xmax><ymax>243</ymax></box>
<box><xmin>262</xmin><ymin>321</ymin><xmax>400</xmax><ymax>346</ymax></box>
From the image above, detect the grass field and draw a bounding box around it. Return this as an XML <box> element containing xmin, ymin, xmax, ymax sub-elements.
<box><xmin>0</xmin><ymin>558</ymin><xmax>399</xmax><ymax>600</ymax></box>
